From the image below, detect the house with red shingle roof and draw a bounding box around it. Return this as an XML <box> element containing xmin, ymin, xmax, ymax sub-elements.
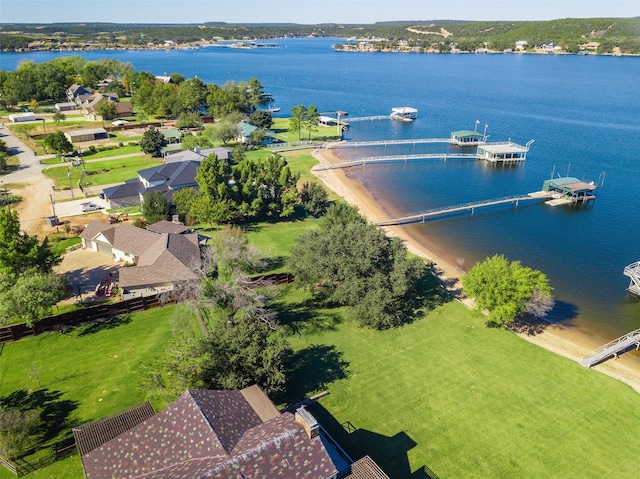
<box><xmin>74</xmin><ymin>386</ymin><xmax>373</xmax><ymax>479</ymax></box>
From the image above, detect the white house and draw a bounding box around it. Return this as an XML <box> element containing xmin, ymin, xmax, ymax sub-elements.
<box><xmin>8</xmin><ymin>112</ymin><xmax>37</xmax><ymax>123</ymax></box>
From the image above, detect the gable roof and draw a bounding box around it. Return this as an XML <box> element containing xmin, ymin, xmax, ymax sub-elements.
<box><xmin>146</xmin><ymin>220</ymin><xmax>191</xmax><ymax>234</ymax></box>
<box><xmin>102</xmin><ymin>180</ymin><xmax>144</xmax><ymax>200</ymax></box>
<box><xmin>138</xmin><ymin>161</ymin><xmax>200</xmax><ymax>189</ymax></box>
<box><xmin>81</xmin><ymin>387</ymin><xmax>337</xmax><ymax>479</ymax></box>
<box><xmin>165</xmin><ymin>147</ymin><xmax>231</xmax><ymax>163</ymax></box>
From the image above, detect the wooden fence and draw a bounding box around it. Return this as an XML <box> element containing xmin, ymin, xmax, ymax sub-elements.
<box><xmin>0</xmin><ymin>273</ymin><xmax>294</xmax><ymax>345</ymax></box>
<box><xmin>0</xmin><ymin>443</ymin><xmax>76</xmax><ymax>477</ymax></box>
<box><xmin>0</xmin><ymin>294</ymin><xmax>168</xmax><ymax>344</ymax></box>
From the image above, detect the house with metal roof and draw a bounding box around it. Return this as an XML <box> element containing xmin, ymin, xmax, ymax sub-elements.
<box><xmin>73</xmin><ymin>385</ymin><xmax>389</xmax><ymax>479</ymax></box>
<box><xmin>64</xmin><ymin>127</ymin><xmax>109</xmax><ymax>143</ymax></box>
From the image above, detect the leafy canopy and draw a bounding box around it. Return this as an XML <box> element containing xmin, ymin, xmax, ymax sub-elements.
<box><xmin>461</xmin><ymin>254</ymin><xmax>554</xmax><ymax>325</ymax></box>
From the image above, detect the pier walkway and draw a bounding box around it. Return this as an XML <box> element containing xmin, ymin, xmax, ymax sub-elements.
<box><xmin>346</xmin><ymin>115</ymin><xmax>394</xmax><ymax>122</ymax></box>
<box><xmin>580</xmin><ymin>328</ymin><xmax>640</xmax><ymax>368</ymax></box>
<box><xmin>373</xmin><ymin>194</ymin><xmax>546</xmax><ymax>226</ymax></box>
<box><xmin>328</xmin><ymin>138</ymin><xmax>452</xmax><ymax>149</ymax></box>
<box><xmin>623</xmin><ymin>261</ymin><xmax>640</xmax><ymax>296</ymax></box>
<box><xmin>312</xmin><ymin>153</ymin><xmax>477</xmax><ymax>171</ymax></box>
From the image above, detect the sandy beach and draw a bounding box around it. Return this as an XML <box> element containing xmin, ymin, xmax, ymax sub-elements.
<box><xmin>312</xmin><ymin>147</ymin><xmax>640</xmax><ymax>394</ymax></box>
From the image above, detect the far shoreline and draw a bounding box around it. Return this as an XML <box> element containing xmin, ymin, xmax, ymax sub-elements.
<box><xmin>311</xmin><ymin>146</ymin><xmax>640</xmax><ymax>394</ymax></box>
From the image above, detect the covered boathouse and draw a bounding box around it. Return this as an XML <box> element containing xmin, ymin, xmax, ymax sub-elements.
<box><xmin>451</xmin><ymin>130</ymin><xmax>486</xmax><ymax>146</ymax></box>
<box><xmin>542</xmin><ymin>177</ymin><xmax>597</xmax><ymax>206</ymax></box>
<box><xmin>476</xmin><ymin>140</ymin><xmax>534</xmax><ymax>164</ymax></box>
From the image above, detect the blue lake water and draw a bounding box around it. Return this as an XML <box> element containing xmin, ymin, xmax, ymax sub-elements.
<box><xmin>3</xmin><ymin>39</ymin><xmax>640</xmax><ymax>339</ymax></box>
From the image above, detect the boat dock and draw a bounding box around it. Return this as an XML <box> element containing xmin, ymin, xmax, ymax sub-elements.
<box><xmin>328</xmin><ymin>138</ymin><xmax>452</xmax><ymax>149</ymax></box>
<box><xmin>580</xmin><ymin>328</ymin><xmax>640</xmax><ymax>368</ymax></box>
<box><xmin>312</xmin><ymin>153</ymin><xmax>477</xmax><ymax>171</ymax></box>
<box><xmin>372</xmin><ymin>194</ymin><xmax>548</xmax><ymax>226</ymax></box>
<box><xmin>539</xmin><ymin>177</ymin><xmax>598</xmax><ymax>206</ymax></box>
<box><xmin>624</xmin><ymin>261</ymin><xmax>640</xmax><ymax>296</ymax></box>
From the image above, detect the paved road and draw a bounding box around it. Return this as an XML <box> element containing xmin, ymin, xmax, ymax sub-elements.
<box><xmin>0</xmin><ymin>123</ymin><xmax>53</xmax><ymax>184</ymax></box>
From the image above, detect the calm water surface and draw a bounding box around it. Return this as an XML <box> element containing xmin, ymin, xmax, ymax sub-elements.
<box><xmin>3</xmin><ymin>39</ymin><xmax>640</xmax><ymax>339</ymax></box>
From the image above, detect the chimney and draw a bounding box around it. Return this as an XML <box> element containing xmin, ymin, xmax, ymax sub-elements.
<box><xmin>295</xmin><ymin>406</ymin><xmax>320</xmax><ymax>439</ymax></box>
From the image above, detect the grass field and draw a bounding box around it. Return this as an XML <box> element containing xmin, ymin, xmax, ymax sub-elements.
<box><xmin>42</xmin><ymin>155</ymin><xmax>162</xmax><ymax>188</ymax></box>
<box><xmin>0</xmin><ymin>304</ymin><xmax>189</xmax><ymax>479</ymax></box>
<box><xmin>276</xmin><ymin>286</ymin><xmax>640</xmax><ymax>479</ymax></box>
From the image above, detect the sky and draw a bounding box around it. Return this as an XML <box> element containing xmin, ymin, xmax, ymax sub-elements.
<box><xmin>1</xmin><ymin>0</ymin><xmax>639</xmax><ymax>24</ymax></box>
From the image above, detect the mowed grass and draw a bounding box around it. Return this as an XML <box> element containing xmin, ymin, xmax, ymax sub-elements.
<box><xmin>42</xmin><ymin>155</ymin><xmax>162</xmax><ymax>187</ymax></box>
<box><xmin>0</xmin><ymin>304</ymin><xmax>189</xmax><ymax>479</ymax></box>
<box><xmin>278</xmin><ymin>288</ymin><xmax>640</xmax><ymax>479</ymax></box>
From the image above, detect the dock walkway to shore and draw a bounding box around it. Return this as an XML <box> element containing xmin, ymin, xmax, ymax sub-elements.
<box><xmin>372</xmin><ymin>194</ymin><xmax>547</xmax><ymax>226</ymax></box>
<box><xmin>312</xmin><ymin>153</ymin><xmax>477</xmax><ymax>171</ymax></box>
<box><xmin>581</xmin><ymin>328</ymin><xmax>640</xmax><ymax>368</ymax></box>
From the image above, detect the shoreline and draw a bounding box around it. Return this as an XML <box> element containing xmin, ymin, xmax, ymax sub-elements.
<box><xmin>312</xmin><ymin>147</ymin><xmax>640</xmax><ymax>394</ymax></box>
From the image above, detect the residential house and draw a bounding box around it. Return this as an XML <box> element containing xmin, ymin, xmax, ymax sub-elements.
<box><xmin>102</xmin><ymin>160</ymin><xmax>201</xmax><ymax>208</ymax></box>
<box><xmin>73</xmin><ymin>385</ymin><xmax>390</xmax><ymax>479</ymax></box>
<box><xmin>66</xmin><ymin>83</ymin><xmax>94</xmax><ymax>102</ymax></box>
<box><xmin>515</xmin><ymin>40</ymin><xmax>528</xmax><ymax>51</ymax></box>
<box><xmin>164</xmin><ymin>146</ymin><xmax>232</xmax><ymax>163</ymax></box>
<box><xmin>237</xmin><ymin>120</ymin><xmax>276</xmax><ymax>144</ymax></box>
<box><xmin>79</xmin><ymin>221</ymin><xmax>201</xmax><ymax>298</ymax></box>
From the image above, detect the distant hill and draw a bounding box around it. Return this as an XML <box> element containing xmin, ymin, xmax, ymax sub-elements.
<box><xmin>1</xmin><ymin>18</ymin><xmax>639</xmax><ymax>54</ymax></box>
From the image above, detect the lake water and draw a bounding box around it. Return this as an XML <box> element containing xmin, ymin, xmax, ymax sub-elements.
<box><xmin>3</xmin><ymin>39</ymin><xmax>640</xmax><ymax>340</ymax></box>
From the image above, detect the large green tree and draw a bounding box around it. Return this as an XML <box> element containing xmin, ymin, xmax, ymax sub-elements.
<box><xmin>288</xmin><ymin>204</ymin><xmax>425</xmax><ymax>329</ymax></box>
<box><xmin>461</xmin><ymin>254</ymin><xmax>554</xmax><ymax>325</ymax></box>
<box><xmin>42</xmin><ymin>131</ymin><xmax>73</xmax><ymax>155</ymax></box>
<box><xmin>141</xmin><ymin>191</ymin><xmax>170</xmax><ymax>223</ymax></box>
<box><xmin>0</xmin><ymin>209</ymin><xmax>61</xmax><ymax>276</ymax></box>
<box><xmin>289</xmin><ymin>104</ymin><xmax>306</xmax><ymax>140</ymax></box>
<box><xmin>139</xmin><ymin>126</ymin><xmax>165</xmax><ymax>157</ymax></box>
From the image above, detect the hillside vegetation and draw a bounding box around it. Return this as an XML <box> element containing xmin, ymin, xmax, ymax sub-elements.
<box><xmin>1</xmin><ymin>17</ymin><xmax>639</xmax><ymax>54</ymax></box>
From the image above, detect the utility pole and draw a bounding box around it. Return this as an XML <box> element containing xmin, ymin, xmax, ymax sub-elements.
<box><xmin>67</xmin><ymin>166</ymin><xmax>74</xmax><ymax>199</ymax></box>
<box><xmin>50</xmin><ymin>193</ymin><xmax>59</xmax><ymax>232</ymax></box>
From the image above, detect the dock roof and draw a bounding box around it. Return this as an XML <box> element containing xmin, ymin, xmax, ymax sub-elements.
<box><xmin>543</xmin><ymin>177</ymin><xmax>597</xmax><ymax>193</ymax></box>
<box><xmin>478</xmin><ymin>141</ymin><xmax>529</xmax><ymax>154</ymax></box>
<box><xmin>451</xmin><ymin>130</ymin><xmax>484</xmax><ymax>138</ymax></box>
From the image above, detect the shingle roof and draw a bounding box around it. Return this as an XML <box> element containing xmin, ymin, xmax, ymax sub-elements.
<box><xmin>165</xmin><ymin>147</ymin><xmax>231</xmax><ymax>163</ymax></box>
<box><xmin>138</xmin><ymin>161</ymin><xmax>200</xmax><ymax>189</ymax></box>
<box><xmin>103</xmin><ymin>180</ymin><xmax>144</xmax><ymax>200</ymax></box>
<box><xmin>81</xmin><ymin>388</ymin><xmax>337</xmax><ymax>479</ymax></box>
<box><xmin>146</xmin><ymin>220</ymin><xmax>190</xmax><ymax>234</ymax></box>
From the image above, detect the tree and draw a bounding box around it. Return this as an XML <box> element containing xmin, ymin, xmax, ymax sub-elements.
<box><xmin>29</xmin><ymin>99</ymin><xmax>39</xmax><ymax>113</ymax></box>
<box><xmin>461</xmin><ymin>254</ymin><xmax>554</xmax><ymax>325</ymax></box>
<box><xmin>248</xmin><ymin>109</ymin><xmax>273</xmax><ymax>130</ymax></box>
<box><xmin>52</xmin><ymin>111</ymin><xmax>66</xmax><ymax>125</ymax></box>
<box><xmin>211</xmin><ymin>113</ymin><xmax>243</xmax><ymax>146</ymax></box>
<box><xmin>42</xmin><ymin>131</ymin><xmax>73</xmax><ymax>155</ymax></box>
<box><xmin>94</xmin><ymin>99</ymin><xmax>118</xmax><ymax>120</ymax></box>
<box><xmin>304</xmin><ymin>105</ymin><xmax>320</xmax><ymax>140</ymax></box>
<box><xmin>141</xmin><ymin>191</ymin><xmax>170</xmax><ymax>223</ymax></box>
<box><xmin>289</xmin><ymin>104</ymin><xmax>306</xmax><ymax>140</ymax></box>
<box><xmin>0</xmin><ymin>209</ymin><xmax>61</xmax><ymax>276</ymax></box>
<box><xmin>0</xmin><ymin>272</ymin><xmax>69</xmax><ymax>327</ymax></box>
<box><xmin>175</xmin><ymin>111</ymin><xmax>202</xmax><ymax>129</ymax></box>
<box><xmin>300</xmin><ymin>181</ymin><xmax>329</xmax><ymax>217</ymax></box>
<box><xmin>139</xmin><ymin>126</ymin><xmax>165</xmax><ymax>157</ymax></box>
<box><xmin>0</xmin><ymin>407</ymin><xmax>42</xmax><ymax>460</ymax></box>
<box><xmin>177</xmin><ymin>77</ymin><xmax>207</xmax><ymax>113</ymax></box>
<box><xmin>288</xmin><ymin>204</ymin><xmax>425</xmax><ymax>329</ymax></box>
<box><xmin>0</xmin><ymin>153</ymin><xmax>7</xmax><ymax>173</ymax></box>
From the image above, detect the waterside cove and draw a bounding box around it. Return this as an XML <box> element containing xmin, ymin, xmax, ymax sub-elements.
<box><xmin>3</xmin><ymin>37</ymin><xmax>640</xmax><ymax>341</ymax></box>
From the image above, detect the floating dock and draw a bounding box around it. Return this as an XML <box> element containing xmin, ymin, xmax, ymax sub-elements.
<box><xmin>450</xmin><ymin>130</ymin><xmax>486</xmax><ymax>146</ymax></box>
<box><xmin>476</xmin><ymin>140</ymin><xmax>534</xmax><ymax>164</ymax></box>
<box><xmin>539</xmin><ymin>177</ymin><xmax>598</xmax><ymax>206</ymax></box>
<box><xmin>390</xmin><ymin>107</ymin><xmax>418</xmax><ymax>121</ymax></box>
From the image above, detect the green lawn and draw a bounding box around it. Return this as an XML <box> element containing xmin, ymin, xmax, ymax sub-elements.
<box><xmin>271</xmin><ymin>118</ymin><xmax>340</xmax><ymax>143</ymax></box>
<box><xmin>276</xmin><ymin>287</ymin><xmax>640</xmax><ymax>479</ymax></box>
<box><xmin>0</xmin><ymin>304</ymin><xmax>189</xmax><ymax>479</ymax></box>
<box><xmin>42</xmin><ymin>156</ymin><xmax>162</xmax><ymax>188</ymax></box>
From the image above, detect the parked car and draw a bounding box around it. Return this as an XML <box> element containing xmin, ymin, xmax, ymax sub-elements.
<box><xmin>98</xmin><ymin>192</ymin><xmax>105</xmax><ymax>200</ymax></box>
<box><xmin>81</xmin><ymin>202</ymin><xmax>103</xmax><ymax>213</ymax></box>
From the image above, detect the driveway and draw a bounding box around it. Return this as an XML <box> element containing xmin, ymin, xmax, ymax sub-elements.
<box><xmin>53</xmin><ymin>196</ymin><xmax>111</xmax><ymax>218</ymax></box>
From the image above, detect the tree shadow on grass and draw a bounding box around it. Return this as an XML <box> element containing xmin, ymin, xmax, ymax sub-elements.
<box><xmin>284</xmin><ymin>345</ymin><xmax>350</xmax><ymax>406</ymax></box>
<box><xmin>77</xmin><ymin>314</ymin><xmax>132</xmax><ymax>336</ymax></box>
<box><xmin>0</xmin><ymin>388</ymin><xmax>79</xmax><ymax>447</ymax></box>
<box><xmin>272</xmin><ymin>295</ymin><xmax>343</xmax><ymax>337</ymax></box>
<box><xmin>307</xmin><ymin>401</ymin><xmax>440</xmax><ymax>479</ymax></box>
<box><xmin>400</xmin><ymin>270</ymin><xmax>453</xmax><ymax>326</ymax></box>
